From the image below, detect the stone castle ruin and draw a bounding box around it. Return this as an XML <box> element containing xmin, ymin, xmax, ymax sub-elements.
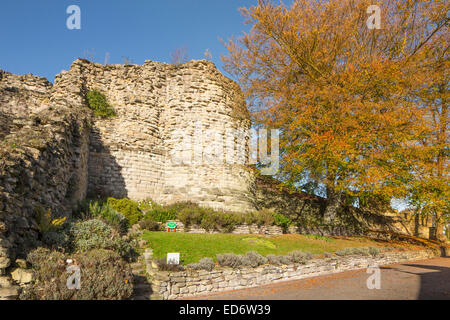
<box><xmin>53</xmin><ymin>59</ymin><xmax>255</xmax><ymax>212</ymax></box>
<box><xmin>0</xmin><ymin>59</ymin><xmax>433</xmax><ymax>281</ymax></box>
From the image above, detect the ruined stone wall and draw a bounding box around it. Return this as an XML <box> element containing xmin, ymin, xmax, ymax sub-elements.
<box><xmin>0</xmin><ymin>70</ymin><xmax>52</xmax><ymax>117</ymax></box>
<box><xmin>0</xmin><ymin>72</ymin><xmax>90</xmax><ymax>283</ymax></box>
<box><xmin>52</xmin><ymin>59</ymin><xmax>254</xmax><ymax>212</ymax></box>
<box><xmin>253</xmin><ymin>174</ymin><xmax>433</xmax><ymax>238</ymax></box>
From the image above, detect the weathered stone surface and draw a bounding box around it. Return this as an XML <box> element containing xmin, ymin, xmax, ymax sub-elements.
<box><xmin>50</xmin><ymin>58</ymin><xmax>254</xmax><ymax>212</ymax></box>
<box><xmin>0</xmin><ymin>286</ymin><xmax>20</xmax><ymax>300</ymax></box>
<box><xmin>15</xmin><ymin>259</ymin><xmax>28</xmax><ymax>269</ymax></box>
<box><xmin>0</xmin><ymin>276</ymin><xmax>12</xmax><ymax>288</ymax></box>
<box><xmin>11</xmin><ymin>268</ymin><xmax>33</xmax><ymax>284</ymax></box>
<box><xmin>0</xmin><ymin>257</ymin><xmax>10</xmax><ymax>269</ymax></box>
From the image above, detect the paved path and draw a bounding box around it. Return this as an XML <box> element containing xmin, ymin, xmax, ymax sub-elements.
<box><xmin>190</xmin><ymin>257</ymin><xmax>450</xmax><ymax>300</ymax></box>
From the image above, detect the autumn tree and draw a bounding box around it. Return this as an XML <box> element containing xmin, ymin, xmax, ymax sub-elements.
<box><xmin>409</xmin><ymin>31</ymin><xmax>449</xmax><ymax>240</ymax></box>
<box><xmin>223</xmin><ymin>0</ymin><xmax>448</xmax><ymax>224</ymax></box>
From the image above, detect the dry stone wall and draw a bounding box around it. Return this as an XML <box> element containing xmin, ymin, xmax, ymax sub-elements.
<box><xmin>52</xmin><ymin>59</ymin><xmax>254</xmax><ymax>212</ymax></box>
<box><xmin>145</xmin><ymin>248</ymin><xmax>439</xmax><ymax>300</ymax></box>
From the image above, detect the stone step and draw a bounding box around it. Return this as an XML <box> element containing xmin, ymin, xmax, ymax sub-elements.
<box><xmin>0</xmin><ymin>286</ymin><xmax>20</xmax><ymax>300</ymax></box>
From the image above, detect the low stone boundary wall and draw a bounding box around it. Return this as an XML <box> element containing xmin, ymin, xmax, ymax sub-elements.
<box><xmin>168</xmin><ymin>221</ymin><xmax>288</xmax><ymax>235</ymax></box>
<box><xmin>144</xmin><ymin>248</ymin><xmax>439</xmax><ymax>300</ymax></box>
<box><xmin>165</xmin><ymin>221</ymin><xmax>373</xmax><ymax>237</ymax></box>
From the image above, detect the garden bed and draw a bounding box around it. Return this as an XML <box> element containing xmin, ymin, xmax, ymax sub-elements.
<box><xmin>140</xmin><ymin>232</ymin><xmax>417</xmax><ymax>265</ymax></box>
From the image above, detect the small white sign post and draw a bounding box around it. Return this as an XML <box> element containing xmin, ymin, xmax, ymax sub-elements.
<box><xmin>167</xmin><ymin>253</ymin><xmax>180</xmax><ymax>265</ymax></box>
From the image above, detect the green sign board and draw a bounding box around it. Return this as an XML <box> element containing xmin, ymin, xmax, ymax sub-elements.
<box><xmin>167</xmin><ymin>222</ymin><xmax>177</xmax><ymax>229</ymax></box>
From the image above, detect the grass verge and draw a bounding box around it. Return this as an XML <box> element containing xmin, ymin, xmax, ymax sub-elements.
<box><xmin>141</xmin><ymin>232</ymin><xmax>395</xmax><ymax>265</ymax></box>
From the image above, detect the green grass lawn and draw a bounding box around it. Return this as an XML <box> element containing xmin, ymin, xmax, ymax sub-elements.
<box><xmin>141</xmin><ymin>232</ymin><xmax>390</xmax><ymax>265</ymax></box>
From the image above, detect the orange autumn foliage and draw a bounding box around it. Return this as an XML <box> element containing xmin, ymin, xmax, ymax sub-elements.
<box><xmin>222</xmin><ymin>0</ymin><xmax>448</xmax><ymax>225</ymax></box>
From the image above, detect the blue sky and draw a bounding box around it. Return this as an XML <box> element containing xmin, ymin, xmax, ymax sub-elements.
<box><xmin>0</xmin><ymin>0</ymin><xmax>257</xmax><ymax>82</ymax></box>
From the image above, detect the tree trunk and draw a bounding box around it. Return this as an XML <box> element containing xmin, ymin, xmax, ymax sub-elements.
<box><xmin>323</xmin><ymin>186</ymin><xmax>341</xmax><ymax>224</ymax></box>
<box><xmin>435</xmin><ymin>212</ymin><xmax>446</xmax><ymax>242</ymax></box>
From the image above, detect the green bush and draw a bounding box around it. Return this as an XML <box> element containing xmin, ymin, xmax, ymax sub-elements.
<box><xmin>72</xmin><ymin>200</ymin><xmax>128</xmax><ymax>233</ymax></box>
<box><xmin>107</xmin><ymin>198</ymin><xmax>143</xmax><ymax>226</ymax></box>
<box><xmin>244</xmin><ymin>209</ymin><xmax>274</xmax><ymax>226</ymax></box>
<box><xmin>144</xmin><ymin>205</ymin><xmax>177</xmax><ymax>223</ymax></box>
<box><xmin>42</xmin><ymin>227</ymin><xmax>71</xmax><ymax>249</ymax></box>
<box><xmin>138</xmin><ymin>219</ymin><xmax>161</xmax><ymax>231</ymax></box>
<box><xmin>86</xmin><ymin>90</ymin><xmax>116</xmax><ymax>118</ymax></box>
<box><xmin>70</xmin><ymin>219</ymin><xmax>136</xmax><ymax>261</ymax></box>
<box><xmin>177</xmin><ymin>207</ymin><xmax>206</xmax><ymax>228</ymax></box>
<box><xmin>273</xmin><ymin>213</ymin><xmax>292</xmax><ymax>232</ymax></box>
<box><xmin>21</xmin><ymin>248</ymin><xmax>133</xmax><ymax>300</ymax></box>
<box><xmin>96</xmin><ymin>202</ymin><xmax>128</xmax><ymax>233</ymax></box>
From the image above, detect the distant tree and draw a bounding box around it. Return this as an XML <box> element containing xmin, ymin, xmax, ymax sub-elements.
<box><xmin>104</xmin><ymin>52</ymin><xmax>110</xmax><ymax>65</ymax></box>
<box><xmin>121</xmin><ymin>56</ymin><xmax>133</xmax><ymax>65</ymax></box>
<box><xmin>170</xmin><ymin>46</ymin><xmax>189</xmax><ymax>65</ymax></box>
<box><xmin>83</xmin><ymin>49</ymin><xmax>95</xmax><ymax>62</ymax></box>
<box><xmin>204</xmin><ymin>49</ymin><xmax>213</xmax><ymax>61</ymax></box>
<box><xmin>409</xmin><ymin>36</ymin><xmax>449</xmax><ymax>241</ymax></box>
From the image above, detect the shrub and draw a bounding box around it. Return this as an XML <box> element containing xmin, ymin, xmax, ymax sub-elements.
<box><xmin>244</xmin><ymin>209</ymin><xmax>274</xmax><ymax>226</ymax></box>
<box><xmin>35</xmin><ymin>207</ymin><xmax>67</xmax><ymax>234</ymax></box>
<box><xmin>72</xmin><ymin>200</ymin><xmax>129</xmax><ymax>233</ymax></box>
<box><xmin>97</xmin><ymin>203</ymin><xmax>128</xmax><ymax>233</ymax></box>
<box><xmin>156</xmin><ymin>258</ymin><xmax>185</xmax><ymax>272</ymax></box>
<box><xmin>216</xmin><ymin>253</ymin><xmax>244</xmax><ymax>268</ymax></box>
<box><xmin>266</xmin><ymin>254</ymin><xmax>292</xmax><ymax>265</ymax></box>
<box><xmin>21</xmin><ymin>248</ymin><xmax>133</xmax><ymax>300</ymax></box>
<box><xmin>335</xmin><ymin>248</ymin><xmax>354</xmax><ymax>256</ymax></box>
<box><xmin>70</xmin><ymin>219</ymin><xmax>136</xmax><ymax>261</ymax></box>
<box><xmin>138</xmin><ymin>219</ymin><xmax>161</xmax><ymax>231</ymax></box>
<box><xmin>178</xmin><ymin>207</ymin><xmax>206</xmax><ymax>228</ymax></box>
<box><xmin>289</xmin><ymin>250</ymin><xmax>312</xmax><ymax>264</ymax></box>
<box><xmin>219</xmin><ymin>212</ymin><xmax>243</xmax><ymax>233</ymax></box>
<box><xmin>86</xmin><ymin>89</ymin><xmax>116</xmax><ymax>118</ymax></box>
<box><xmin>137</xmin><ymin>199</ymin><xmax>155</xmax><ymax>212</ymax></box>
<box><xmin>144</xmin><ymin>205</ymin><xmax>177</xmax><ymax>223</ymax></box>
<box><xmin>242</xmin><ymin>251</ymin><xmax>268</xmax><ymax>267</ymax></box>
<box><xmin>165</xmin><ymin>201</ymin><xmax>200</xmax><ymax>212</ymax></box>
<box><xmin>107</xmin><ymin>198</ymin><xmax>143</xmax><ymax>226</ymax></box>
<box><xmin>187</xmin><ymin>258</ymin><xmax>215</xmax><ymax>271</ymax></box>
<box><xmin>177</xmin><ymin>205</ymin><xmax>244</xmax><ymax>233</ymax></box>
<box><xmin>368</xmin><ymin>247</ymin><xmax>380</xmax><ymax>257</ymax></box>
<box><xmin>273</xmin><ymin>213</ymin><xmax>292</xmax><ymax>232</ymax></box>
<box><xmin>353</xmin><ymin>247</ymin><xmax>370</xmax><ymax>256</ymax></box>
<box><xmin>334</xmin><ymin>247</ymin><xmax>380</xmax><ymax>257</ymax></box>
<box><xmin>42</xmin><ymin>228</ymin><xmax>71</xmax><ymax>249</ymax></box>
